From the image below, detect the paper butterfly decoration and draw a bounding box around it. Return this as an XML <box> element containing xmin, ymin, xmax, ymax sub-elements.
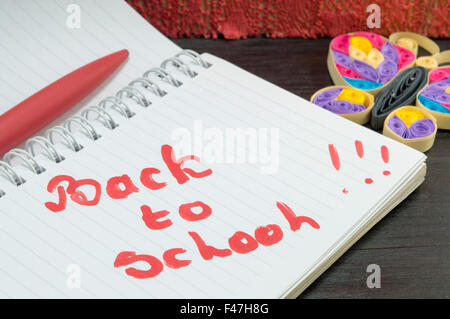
<box><xmin>328</xmin><ymin>32</ymin><xmax>416</xmax><ymax>93</ymax></box>
<box><xmin>416</xmin><ymin>67</ymin><xmax>450</xmax><ymax>129</ymax></box>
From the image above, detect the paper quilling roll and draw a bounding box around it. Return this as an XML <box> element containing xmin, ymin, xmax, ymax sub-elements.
<box><xmin>370</xmin><ymin>66</ymin><xmax>428</xmax><ymax>130</ymax></box>
<box><xmin>328</xmin><ymin>31</ymin><xmax>440</xmax><ymax>96</ymax></box>
<box><xmin>383</xmin><ymin>106</ymin><xmax>437</xmax><ymax>152</ymax></box>
<box><xmin>310</xmin><ymin>86</ymin><xmax>374</xmax><ymax>124</ymax></box>
<box><xmin>389</xmin><ymin>32</ymin><xmax>441</xmax><ymax>70</ymax></box>
<box><xmin>415</xmin><ymin>52</ymin><xmax>450</xmax><ymax>130</ymax></box>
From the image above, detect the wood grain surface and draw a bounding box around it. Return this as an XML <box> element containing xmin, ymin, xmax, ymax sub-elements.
<box><xmin>173</xmin><ymin>38</ymin><xmax>450</xmax><ymax>298</ymax></box>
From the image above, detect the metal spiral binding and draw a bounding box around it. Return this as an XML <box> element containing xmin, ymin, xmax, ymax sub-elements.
<box><xmin>0</xmin><ymin>50</ymin><xmax>211</xmax><ymax>198</ymax></box>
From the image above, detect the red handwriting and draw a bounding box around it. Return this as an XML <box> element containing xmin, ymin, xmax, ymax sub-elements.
<box><xmin>179</xmin><ymin>201</ymin><xmax>212</xmax><ymax>222</ymax></box>
<box><xmin>45</xmin><ymin>175</ymin><xmax>101</xmax><ymax>212</ymax></box>
<box><xmin>328</xmin><ymin>144</ymin><xmax>341</xmax><ymax>171</ymax></box>
<box><xmin>141</xmin><ymin>205</ymin><xmax>173</xmax><ymax>230</ymax></box>
<box><xmin>114</xmin><ymin>251</ymin><xmax>164</xmax><ymax>279</ymax></box>
<box><xmin>140</xmin><ymin>200</ymin><xmax>212</xmax><ymax>230</ymax></box>
<box><xmin>44</xmin><ymin>143</ymin><xmax>321</xmax><ymax>282</ymax></box>
<box><xmin>114</xmin><ymin>201</ymin><xmax>320</xmax><ymax>279</ymax></box>
<box><xmin>140</xmin><ymin>168</ymin><xmax>166</xmax><ymax>190</ymax></box>
<box><xmin>106</xmin><ymin>174</ymin><xmax>139</xmax><ymax>199</ymax></box>
<box><xmin>161</xmin><ymin>145</ymin><xmax>212</xmax><ymax>184</ymax></box>
<box><xmin>45</xmin><ymin>144</ymin><xmax>211</xmax><ymax>213</ymax></box>
<box><xmin>163</xmin><ymin>248</ymin><xmax>192</xmax><ymax>269</ymax></box>
<box><xmin>328</xmin><ymin>141</ymin><xmax>392</xmax><ymax>194</ymax></box>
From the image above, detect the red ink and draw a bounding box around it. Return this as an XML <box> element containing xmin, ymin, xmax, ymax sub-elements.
<box><xmin>355</xmin><ymin>140</ymin><xmax>364</xmax><ymax>158</ymax></box>
<box><xmin>114</xmin><ymin>251</ymin><xmax>163</xmax><ymax>279</ymax></box>
<box><xmin>140</xmin><ymin>168</ymin><xmax>167</xmax><ymax>190</ymax></box>
<box><xmin>106</xmin><ymin>174</ymin><xmax>139</xmax><ymax>199</ymax></box>
<box><xmin>328</xmin><ymin>141</ymin><xmax>393</xmax><ymax>194</ymax></box>
<box><xmin>112</xmin><ymin>200</ymin><xmax>321</xmax><ymax>280</ymax></box>
<box><xmin>228</xmin><ymin>231</ymin><xmax>259</xmax><ymax>254</ymax></box>
<box><xmin>254</xmin><ymin>224</ymin><xmax>283</xmax><ymax>246</ymax></box>
<box><xmin>45</xmin><ymin>175</ymin><xmax>101</xmax><ymax>212</ymax></box>
<box><xmin>141</xmin><ymin>205</ymin><xmax>173</xmax><ymax>230</ymax></box>
<box><xmin>328</xmin><ymin>144</ymin><xmax>341</xmax><ymax>170</ymax></box>
<box><xmin>68</xmin><ymin>179</ymin><xmax>102</xmax><ymax>206</ymax></box>
<box><xmin>381</xmin><ymin>146</ymin><xmax>390</xmax><ymax>177</ymax></box>
<box><xmin>179</xmin><ymin>201</ymin><xmax>212</xmax><ymax>222</ymax></box>
<box><xmin>45</xmin><ymin>186</ymin><xmax>67</xmax><ymax>212</ymax></box>
<box><xmin>161</xmin><ymin>144</ymin><xmax>212</xmax><ymax>184</ymax></box>
<box><xmin>162</xmin><ymin>248</ymin><xmax>191</xmax><ymax>269</ymax></box>
<box><xmin>381</xmin><ymin>145</ymin><xmax>389</xmax><ymax>163</ymax></box>
<box><xmin>276</xmin><ymin>201</ymin><xmax>320</xmax><ymax>231</ymax></box>
<box><xmin>188</xmin><ymin>231</ymin><xmax>232</xmax><ymax>260</ymax></box>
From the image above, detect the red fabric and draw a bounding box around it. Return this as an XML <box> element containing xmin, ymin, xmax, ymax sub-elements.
<box><xmin>126</xmin><ymin>0</ymin><xmax>449</xmax><ymax>39</ymax></box>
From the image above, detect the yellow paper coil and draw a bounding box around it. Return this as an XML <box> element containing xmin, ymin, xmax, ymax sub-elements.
<box><xmin>366</xmin><ymin>48</ymin><xmax>384</xmax><ymax>69</ymax></box>
<box><xmin>337</xmin><ymin>88</ymin><xmax>366</xmax><ymax>105</ymax></box>
<box><xmin>415</xmin><ymin>56</ymin><xmax>438</xmax><ymax>70</ymax></box>
<box><xmin>349</xmin><ymin>36</ymin><xmax>372</xmax><ymax>55</ymax></box>
<box><xmin>395</xmin><ymin>108</ymin><xmax>426</xmax><ymax>127</ymax></box>
<box><xmin>348</xmin><ymin>45</ymin><xmax>368</xmax><ymax>63</ymax></box>
<box><xmin>396</xmin><ymin>37</ymin><xmax>418</xmax><ymax>56</ymax></box>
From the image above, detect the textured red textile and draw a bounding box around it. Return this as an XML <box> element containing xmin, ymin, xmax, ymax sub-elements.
<box><xmin>126</xmin><ymin>0</ymin><xmax>449</xmax><ymax>39</ymax></box>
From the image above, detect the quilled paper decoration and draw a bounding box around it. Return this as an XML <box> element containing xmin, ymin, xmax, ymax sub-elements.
<box><xmin>383</xmin><ymin>106</ymin><xmax>437</xmax><ymax>152</ymax></box>
<box><xmin>389</xmin><ymin>32</ymin><xmax>441</xmax><ymax>71</ymax></box>
<box><xmin>371</xmin><ymin>66</ymin><xmax>428</xmax><ymax>130</ymax></box>
<box><xmin>310</xmin><ymin>86</ymin><xmax>374</xmax><ymax>124</ymax></box>
<box><xmin>328</xmin><ymin>32</ymin><xmax>441</xmax><ymax>96</ymax></box>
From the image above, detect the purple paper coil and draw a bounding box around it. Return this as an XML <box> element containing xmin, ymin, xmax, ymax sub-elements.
<box><xmin>421</xmin><ymin>87</ymin><xmax>441</xmax><ymax>100</ymax></box>
<box><xmin>320</xmin><ymin>100</ymin><xmax>365</xmax><ymax>114</ymax></box>
<box><xmin>428</xmin><ymin>78</ymin><xmax>450</xmax><ymax>90</ymax></box>
<box><xmin>387</xmin><ymin>115</ymin><xmax>410</xmax><ymax>138</ymax></box>
<box><xmin>421</xmin><ymin>87</ymin><xmax>450</xmax><ymax>105</ymax></box>
<box><xmin>409</xmin><ymin>119</ymin><xmax>435</xmax><ymax>138</ymax></box>
<box><xmin>381</xmin><ymin>41</ymin><xmax>399</xmax><ymax>65</ymax></box>
<box><xmin>378</xmin><ymin>60</ymin><xmax>397</xmax><ymax>84</ymax></box>
<box><xmin>313</xmin><ymin>88</ymin><xmax>343</xmax><ymax>105</ymax></box>
<box><xmin>353</xmin><ymin>59</ymin><xmax>379</xmax><ymax>83</ymax></box>
<box><xmin>332</xmin><ymin>50</ymin><xmax>353</xmax><ymax>69</ymax></box>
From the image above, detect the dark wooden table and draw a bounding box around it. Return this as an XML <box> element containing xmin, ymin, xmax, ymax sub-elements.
<box><xmin>173</xmin><ymin>38</ymin><xmax>450</xmax><ymax>298</ymax></box>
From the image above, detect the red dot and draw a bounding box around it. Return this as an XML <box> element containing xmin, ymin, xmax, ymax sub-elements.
<box><xmin>383</xmin><ymin>170</ymin><xmax>391</xmax><ymax>176</ymax></box>
<box><xmin>365</xmin><ymin>178</ymin><xmax>373</xmax><ymax>184</ymax></box>
<box><xmin>342</xmin><ymin>188</ymin><xmax>349</xmax><ymax>194</ymax></box>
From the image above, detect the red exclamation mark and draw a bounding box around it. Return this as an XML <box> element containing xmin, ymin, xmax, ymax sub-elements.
<box><xmin>355</xmin><ymin>140</ymin><xmax>364</xmax><ymax>158</ymax></box>
<box><xmin>355</xmin><ymin>140</ymin><xmax>373</xmax><ymax>184</ymax></box>
<box><xmin>329</xmin><ymin>144</ymin><xmax>348</xmax><ymax>194</ymax></box>
<box><xmin>328</xmin><ymin>144</ymin><xmax>341</xmax><ymax>170</ymax></box>
<box><xmin>381</xmin><ymin>145</ymin><xmax>391</xmax><ymax>176</ymax></box>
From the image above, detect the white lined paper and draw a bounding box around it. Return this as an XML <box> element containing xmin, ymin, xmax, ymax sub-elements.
<box><xmin>0</xmin><ymin>0</ymin><xmax>426</xmax><ymax>298</ymax></box>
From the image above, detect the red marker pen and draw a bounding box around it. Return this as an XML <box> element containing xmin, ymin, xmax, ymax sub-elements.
<box><xmin>0</xmin><ymin>49</ymin><xmax>129</xmax><ymax>155</ymax></box>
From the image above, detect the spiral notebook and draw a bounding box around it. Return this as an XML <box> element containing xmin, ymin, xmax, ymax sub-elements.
<box><xmin>0</xmin><ymin>0</ymin><xmax>427</xmax><ymax>298</ymax></box>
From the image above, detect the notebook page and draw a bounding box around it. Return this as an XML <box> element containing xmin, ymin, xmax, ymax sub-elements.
<box><xmin>0</xmin><ymin>0</ymin><xmax>179</xmax><ymax>116</ymax></box>
<box><xmin>0</xmin><ymin>52</ymin><xmax>425</xmax><ymax>298</ymax></box>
